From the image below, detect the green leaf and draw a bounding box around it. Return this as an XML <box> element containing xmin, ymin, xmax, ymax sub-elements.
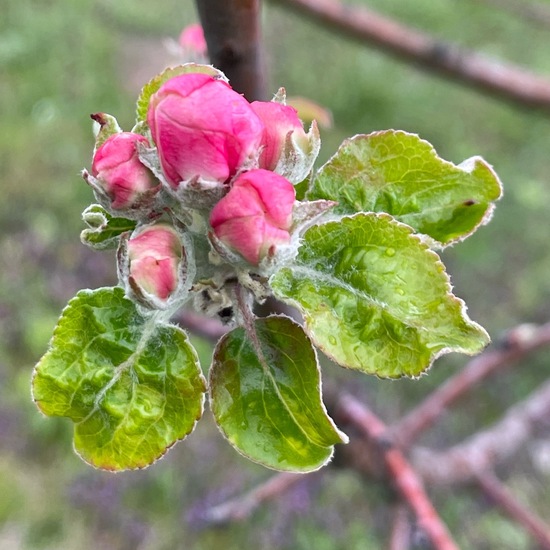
<box><xmin>80</xmin><ymin>205</ymin><xmax>136</xmax><ymax>250</ymax></box>
<box><xmin>210</xmin><ymin>315</ymin><xmax>347</xmax><ymax>472</ymax></box>
<box><xmin>293</xmin><ymin>175</ymin><xmax>310</xmax><ymax>202</ymax></box>
<box><xmin>270</xmin><ymin>213</ymin><xmax>489</xmax><ymax>378</ymax></box>
<box><xmin>307</xmin><ymin>131</ymin><xmax>502</xmax><ymax>246</ymax></box>
<box><xmin>32</xmin><ymin>287</ymin><xmax>206</xmax><ymax>470</ymax></box>
<box><xmin>136</xmin><ymin>63</ymin><xmax>228</xmax><ymax>123</ymax></box>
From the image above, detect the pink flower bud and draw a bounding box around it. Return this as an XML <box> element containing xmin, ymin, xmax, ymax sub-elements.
<box><xmin>251</xmin><ymin>101</ymin><xmax>310</xmax><ymax>172</ymax></box>
<box><xmin>178</xmin><ymin>24</ymin><xmax>207</xmax><ymax>58</ymax></box>
<box><xmin>210</xmin><ymin>169</ymin><xmax>295</xmax><ymax>265</ymax></box>
<box><xmin>147</xmin><ymin>73</ymin><xmax>264</xmax><ymax>188</ymax></box>
<box><xmin>127</xmin><ymin>224</ymin><xmax>182</xmax><ymax>301</ymax></box>
<box><xmin>92</xmin><ymin>133</ymin><xmax>158</xmax><ymax>209</ymax></box>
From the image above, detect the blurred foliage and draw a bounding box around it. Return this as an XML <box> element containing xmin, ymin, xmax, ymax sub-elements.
<box><xmin>2</xmin><ymin>0</ymin><xmax>550</xmax><ymax>548</ymax></box>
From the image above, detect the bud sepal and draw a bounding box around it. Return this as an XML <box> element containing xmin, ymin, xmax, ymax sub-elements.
<box><xmin>252</xmin><ymin>89</ymin><xmax>321</xmax><ymax>184</ymax></box>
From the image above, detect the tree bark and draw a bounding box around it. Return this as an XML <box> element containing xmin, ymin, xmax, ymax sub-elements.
<box><xmin>195</xmin><ymin>0</ymin><xmax>267</xmax><ymax>101</ymax></box>
<box><xmin>269</xmin><ymin>0</ymin><xmax>550</xmax><ymax>112</ymax></box>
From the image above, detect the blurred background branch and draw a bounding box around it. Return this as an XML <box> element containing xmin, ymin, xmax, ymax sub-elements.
<box><xmin>269</xmin><ymin>0</ymin><xmax>550</xmax><ymax>111</ymax></box>
<box><xmin>198</xmin><ymin>472</ymin><xmax>310</xmax><ymax>525</ymax></box>
<box><xmin>392</xmin><ymin>322</ymin><xmax>550</xmax><ymax>450</ymax></box>
<box><xmin>475</xmin><ymin>470</ymin><xmax>550</xmax><ymax>549</ymax></box>
<box><xmin>195</xmin><ymin>0</ymin><xmax>266</xmax><ymax>100</ymax></box>
<box><xmin>413</xmin><ymin>373</ymin><xmax>550</xmax><ymax>484</ymax></box>
<box><xmin>335</xmin><ymin>393</ymin><xmax>460</xmax><ymax>549</ymax></box>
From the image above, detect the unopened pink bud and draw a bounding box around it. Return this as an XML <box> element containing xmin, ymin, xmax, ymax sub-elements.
<box><xmin>147</xmin><ymin>73</ymin><xmax>264</xmax><ymax>188</ymax></box>
<box><xmin>178</xmin><ymin>24</ymin><xmax>207</xmax><ymax>57</ymax></box>
<box><xmin>251</xmin><ymin>101</ymin><xmax>310</xmax><ymax>171</ymax></box>
<box><xmin>92</xmin><ymin>133</ymin><xmax>158</xmax><ymax>209</ymax></box>
<box><xmin>127</xmin><ymin>224</ymin><xmax>182</xmax><ymax>301</ymax></box>
<box><xmin>210</xmin><ymin>169</ymin><xmax>295</xmax><ymax>265</ymax></box>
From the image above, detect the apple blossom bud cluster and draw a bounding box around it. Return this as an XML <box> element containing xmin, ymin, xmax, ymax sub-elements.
<box><xmin>82</xmin><ymin>64</ymin><xmax>323</xmax><ymax>315</ymax></box>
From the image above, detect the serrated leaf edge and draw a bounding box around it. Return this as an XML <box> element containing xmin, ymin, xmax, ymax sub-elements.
<box><xmin>209</xmin><ymin>315</ymin><xmax>347</xmax><ymax>472</ymax></box>
<box><xmin>271</xmin><ymin>212</ymin><xmax>490</xmax><ymax>378</ymax></box>
<box><xmin>309</xmin><ymin>130</ymin><xmax>503</xmax><ymax>248</ymax></box>
<box><xmin>32</xmin><ymin>287</ymin><xmax>206</xmax><ymax>471</ymax></box>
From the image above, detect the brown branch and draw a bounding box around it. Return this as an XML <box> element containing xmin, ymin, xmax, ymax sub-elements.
<box><xmin>475</xmin><ymin>471</ymin><xmax>550</xmax><ymax>549</ymax></box>
<box><xmin>412</xmin><ymin>376</ymin><xmax>550</xmax><ymax>485</ymax></box>
<box><xmin>391</xmin><ymin>322</ymin><xmax>550</xmax><ymax>449</ymax></box>
<box><xmin>195</xmin><ymin>0</ymin><xmax>266</xmax><ymax>101</ymax></box>
<box><xmin>268</xmin><ymin>0</ymin><xmax>550</xmax><ymax>111</ymax></box>
<box><xmin>199</xmin><ymin>472</ymin><xmax>310</xmax><ymax>525</ymax></box>
<box><xmin>336</xmin><ymin>393</ymin><xmax>459</xmax><ymax>550</ymax></box>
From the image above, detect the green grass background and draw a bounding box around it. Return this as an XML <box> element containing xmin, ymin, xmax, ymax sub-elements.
<box><xmin>2</xmin><ymin>0</ymin><xmax>550</xmax><ymax>547</ymax></box>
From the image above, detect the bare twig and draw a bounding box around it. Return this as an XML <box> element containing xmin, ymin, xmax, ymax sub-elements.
<box><xmin>195</xmin><ymin>0</ymin><xmax>266</xmax><ymax>101</ymax></box>
<box><xmin>269</xmin><ymin>0</ymin><xmax>550</xmax><ymax>111</ymax></box>
<box><xmin>336</xmin><ymin>393</ymin><xmax>459</xmax><ymax>550</ymax></box>
<box><xmin>412</xmin><ymin>376</ymin><xmax>550</xmax><ymax>485</ymax></box>
<box><xmin>200</xmin><ymin>472</ymin><xmax>309</xmax><ymax>525</ymax></box>
<box><xmin>475</xmin><ymin>471</ymin><xmax>550</xmax><ymax>549</ymax></box>
<box><xmin>391</xmin><ymin>323</ymin><xmax>550</xmax><ymax>449</ymax></box>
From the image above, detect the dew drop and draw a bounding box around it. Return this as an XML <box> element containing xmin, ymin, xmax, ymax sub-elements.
<box><xmin>396</xmin><ymin>287</ymin><xmax>405</xmax><ymax>296</ymax></box>
<box><xmin>328</xmin><ymin>335</ymin><xmax>337</xmax><ymax>346</ymax></box>
<box><xmin>385</xmin><ymin>247</ymin><xmax>396</xmax><ymax>257</ymax></box>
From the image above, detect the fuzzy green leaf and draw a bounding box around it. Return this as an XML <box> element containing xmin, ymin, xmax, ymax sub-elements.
<box><xmin>307</xmin><ymin>131</ymin><xmax>502</xmax><ymax>246</ymax></box>
<box><xmin>32</xmin><ymin>287</ymin><xmax>206</xmax><ymax>470</ymax></box>
<box><xmin>80</xmin><ymin>205</ymin><xmax>136</xmax><ymax>250</ymax></box>
<box><xmin>210</xmin><ymin>316</ymin><xmax>347</xmax><ymax>472</ymax></box>
<box><xmin>270</xmin><ymin>213</ymin><xmax>489</xmax><ymax>378</ymax></box>
<box><xmin>136</xmin><ymin>63</ymin><xmax>228</xmax><ymax>123</ymax></box>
